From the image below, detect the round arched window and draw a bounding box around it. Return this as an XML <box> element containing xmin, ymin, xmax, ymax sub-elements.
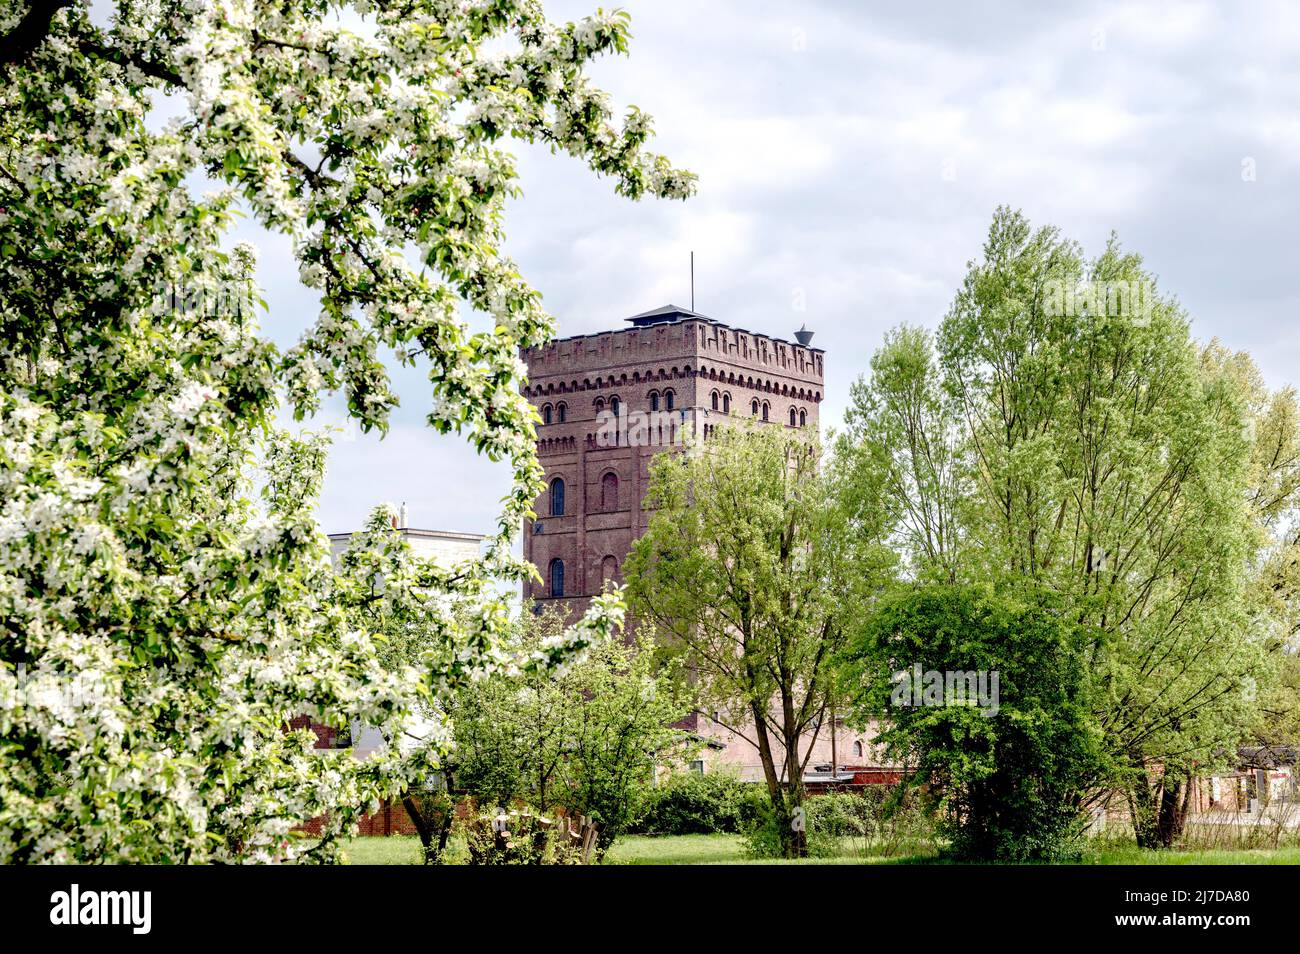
<box><xmin>549</xmin><ymin>477</ymin><xmax>565</xmax><ymax>516</ymax></box>
<box><xmin>549</xmin><ymin>559</ymin><xmax>564</xmax><ymax>597</ymax></box>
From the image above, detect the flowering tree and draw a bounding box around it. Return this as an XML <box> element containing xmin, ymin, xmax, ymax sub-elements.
<box><xmin>0</xmin><ymin>0</ymin><xmax>690</xmax><ymax>862</ymax></box>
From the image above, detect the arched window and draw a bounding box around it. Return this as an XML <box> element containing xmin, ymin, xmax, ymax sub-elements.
<box><xmin>711</xmin><ymin>391</ymin><xmax>719</xmax><ymax>411</ymax></box>
<box><xmin>789</xmin><ymin>407</ymin><xmax>797</xmax><ymax>426</ymax></box>
<box><xmin>649</xmin><ymin>390</ymin><xmax>659</xmax><ymax>412</ymax></box>
<box><xmin>601</xmin><ymin>555</ymin><xmax>618</xmax><ymax>587</ymax></box>
<box><xmin>853</xmin><ymin>740</ymin><xmax>863</xmax><ymax>758</ymax></box>
<box><xmin>549</xmin><ymin>559</ymin><xmax>564</xmax><ymax>597</ymax></box>
<box><xmin>557</xmin><ymin>402</ymin><xmax>567</xmax><ymax>424</ymax></box>
<box><xmin>799</xmin><ymin>408</ymin><xmax>807</xmax><ymax>427</ymax></box>
<box><xmin>594</xmin><ymin>397</ymin><xmax>605</xmax><ymax>414</ymax></box>
<box><xmin>610</xmin><ymin>396</ymin><xmax>621</xmax><ymax>418</ymax></box>
<box><xmin>542</xmin><ymin>404</ymin><xmax>553</xmax><ymax>425</ymax></box>
<box><xmin>549</xmin><ymin>477</ymin><xmax>565</xmax><ymax>516</ymax></box>
<box><xmin>722</xmin><ymin>393</ymin><xmax>731</xmax><ymax>413</ymax></box>
<box><xmin>761</xmin><ymin>402</ymin><xmax>770</xmax><ymax>422</ymax></box>
<box><xmin>664</xmin><ymin>389</ymin><xmax>675</xmax><ymax>411</ymax></box>
<box><xmin>751</xmin><ymin>399</ymin><xmax>759</xmax><ymax>416</ymax></box>
<box><xmin>601</xmin><ymin>471</ymin><xmax>619</xmax><ymax>511</ymax></box>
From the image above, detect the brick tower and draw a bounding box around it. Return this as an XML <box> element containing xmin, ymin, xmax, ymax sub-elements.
<box><xmin>520</xmin><ymin>305</ymin><xmax>825</xmax><ymax>618</ymax></box>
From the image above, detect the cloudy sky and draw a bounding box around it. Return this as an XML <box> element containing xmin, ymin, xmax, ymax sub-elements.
<box><xmin>242</xmin><ymin>0</ymin><xmax>1300</xmax><ymax>538</ymax></box>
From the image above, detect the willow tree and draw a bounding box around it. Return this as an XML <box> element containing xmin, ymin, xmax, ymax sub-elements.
<box><xmin>0</xmin><ymin>0</ymin><xmax>688</xmax><ymax>862</ymax></box>
<box><xmin>839</xmin><ymin>208</ymin><xmax>1300</xmax><ymax>848</ymax></box>
<box><xmin>625</xmin><ymin>425</ymin><xmax>892</xmax><ymax>857</ymax></box>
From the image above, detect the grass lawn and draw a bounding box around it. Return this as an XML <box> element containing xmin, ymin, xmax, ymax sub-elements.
<box><xmin>604</xmin><ymin>834</ymin><xmax>912</xmax><ymax>865</ymax></box>
<box><xmin>334</xmin><ymin>833</ymin><xmax>1300</xmax><ymax>865</ymax></box>
<box><xmin>1077</xmin><ymin>844</ymin><xmax>1300</xmax><ymax>866</ymax></box>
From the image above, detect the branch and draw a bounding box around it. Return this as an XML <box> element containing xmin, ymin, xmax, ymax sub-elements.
<box><xmin>0</xmin><ymin>0</ymin><xmax>73</xmax><ymax>66</ymax></box>
<box><xmin>78</xmin><ymin>38</ymin><xmax>183</xmax><ymax>86</ymax></box>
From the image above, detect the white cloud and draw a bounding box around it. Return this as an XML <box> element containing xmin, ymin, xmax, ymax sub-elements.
<box><xmin>199</xmin><ymin>0</ymin><xmax>1300</xmax><ymax>542</ymax></box>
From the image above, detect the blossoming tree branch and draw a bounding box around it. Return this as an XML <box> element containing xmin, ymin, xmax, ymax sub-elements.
<box><xmin>0</xmin><ymin>0</ymin><xmax>693</xmax><ymax>862</ymax></box>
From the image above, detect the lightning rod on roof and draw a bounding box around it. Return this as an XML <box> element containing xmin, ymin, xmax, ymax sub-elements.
<box><xmin>690</xmin><ymin>250</ymin><xmax>695</xmax><ymax>312</ymax></box>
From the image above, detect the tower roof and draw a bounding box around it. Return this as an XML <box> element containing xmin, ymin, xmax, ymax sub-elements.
<box><xmin>623</xmin><ymin>303</ymin><xmax>711</xmax><ymax>327</ymax></box>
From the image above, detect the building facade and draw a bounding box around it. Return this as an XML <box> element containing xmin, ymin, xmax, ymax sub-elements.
<box><xmin>520</xmin><ymin>305</ymin><xmax>877</xmax><ymax>780</ymax></box>
<box><xmin>328</xmin><ymin>524</ymin><xmax>485</xmax><ymax>571</ymax></box>
<box><xmin>521</xmin><ymin>304</ymin><xmax>825</xmax><ymax>617</ymax></box>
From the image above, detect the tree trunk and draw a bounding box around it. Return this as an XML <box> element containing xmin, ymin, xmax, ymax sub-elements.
<box><xmin>1129</xmin><ymin>773</ymin><xmax>1161</xmax><ymax>849</ymax></box>
<box><xmin>782</xmin><ymin>727</ymin><xmax>808</xmax><ymax>858</ymax></box>
<box><xmin>750</xmin><ymin>701</ymin><xmax>804</xmax><ymax>858</ymax></box>
<box><xmin>1130</xmin><ymin>766</ymin><xmax>1191</xmax><ymax>850</ymax></box>
<box><xmin>1155</xmin><ymin>771</ymin><xmax>1191</xmax><ymax>848</ymax></box>
<box><xmin>402</xmin><ymin>794</ymin><xmax>454</xmax><ymax>865</ymax></box>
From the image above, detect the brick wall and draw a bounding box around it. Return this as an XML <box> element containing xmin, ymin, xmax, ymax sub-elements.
<box><xmin>520</xmin><ymin>313</ymin><xmax>824</xmax><ymax>622</ymax></box>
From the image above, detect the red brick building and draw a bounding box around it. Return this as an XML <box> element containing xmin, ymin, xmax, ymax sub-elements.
<box><xmin>521</xmin><ymin>304</ymin><xmax>824</xmax><ymax>617</ymax></box>
<box><xmin>520</xmin><ymin>305</ymin><xmax>881</xmax><ymax>780</ymax></box>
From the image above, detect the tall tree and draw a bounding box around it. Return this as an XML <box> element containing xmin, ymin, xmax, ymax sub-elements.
<box><xmin>625</xmin><ymin>425</ymin><xmax>891</xmax><ymax>857</ymax></box>
<box><xmin>0</xmin><ymin>0</ymin><xmax>688</xmax><ymax>862</ymax></box>
<box><xmin>838</xmin><ymin>208</ymin><xmax>1299</xmax><ymax>848</ymax></box>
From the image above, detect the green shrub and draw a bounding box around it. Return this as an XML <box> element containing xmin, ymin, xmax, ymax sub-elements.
<box><xmin>841</xmin><ymin>584</ymin><xmax>1108</xmax><ymax>861</ymax></box>
<box><xmin>634</xmin><ymin>772</ymin><xmax>765</xmax><ymax>835</ymax></box>
<box><xmin>804</xmin><ymin>792</ymin><xmax>873</xmax><ymax>838</ymax></box>
<box><xmin>744</xmin><ymin>793</ymin><xmax>869</xmax><ymax>858</ymax></box>
<box><xmin>460</xmin><ymin>806</ymin><xmax>595</xmax><ymax>865</ymax></box>
<box><xmin>745</xmin><ymin>787</ymin><xmax>940</xmax><ymax>859</ymax></box>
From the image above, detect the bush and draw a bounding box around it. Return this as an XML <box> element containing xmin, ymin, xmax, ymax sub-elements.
<box><xmin>804</xmin><ymin>792</ymin><xmax>874</xmax><ymax>837</ymax></box>
<box><xmin>841</xmin><ymin>583</ymin><xmax>1107</xmax><ymax>861</ymax></box>
<box><xmin>460</xmin><ymin>806</ymin><xmax>597</xmax><ymax>865</ymax></box>
<box><xmin>633</xmin><ymin>772</ymin><xmax>765</xmax><ymax>835</ymax></box>
<box><xmin>745</xmin><ymin>788</ymin><xmax>940</xmax><ymax>859</ymax></box>
<box><xmin>744</xmin><ymin>793</ymin><xmax>871</xmax><ymax>859</ymax></box>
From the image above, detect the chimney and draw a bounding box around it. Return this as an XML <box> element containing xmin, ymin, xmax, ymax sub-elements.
<box><xmin>794</xmin><ymin>324</ymin><xmax>814</xmax><ymax>347</ymax></box>
<box><xmin>398</xmin><ymin>502</ymin><xmax>408</xmax><ymax>529</ymax></box>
